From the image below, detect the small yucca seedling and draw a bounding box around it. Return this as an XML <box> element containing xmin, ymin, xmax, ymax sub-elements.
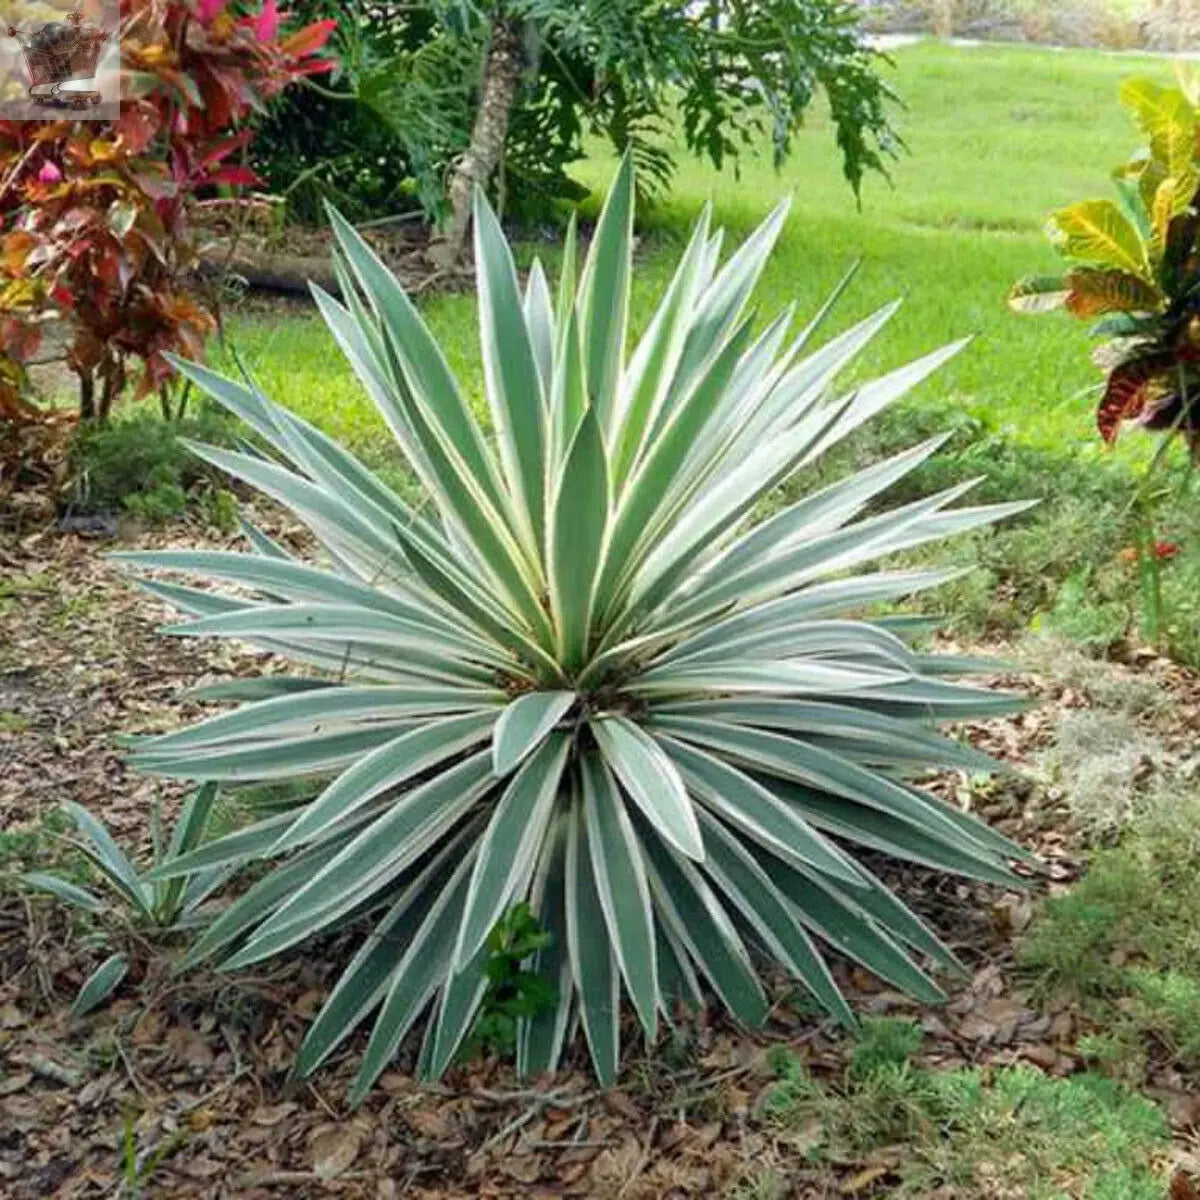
<box><xmin>114</xmin><ymin>159</ymin><xmax>1034</xmax><ymax>1101</ymax></box>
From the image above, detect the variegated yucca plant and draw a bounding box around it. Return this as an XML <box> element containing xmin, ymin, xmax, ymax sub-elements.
<box><xmin>115</xmin><ymin>158</ymin><xmax>1033</xmax><ymax>1102</ymax></box>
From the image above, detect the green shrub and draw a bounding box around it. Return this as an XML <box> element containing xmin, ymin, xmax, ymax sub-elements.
<box><xmin>255</xmin><ymin>0</ymin><xmax>899</xmax><ymax>224</ymax></box>
<box><xmin>1039</xmin><ymin>570</ymin><xmax>1130</xmax><ymax>653</ymax></box>
<box><xmin>1020</xmin><ymin>792</ymin><xmax>1200</xmax><ymax>1081</ymax></box>
<box><xmin>67</xmin><ymin>406</ymin><xmax>238</xmax><ymax>523</ymax></box>
<box><xmin>848</xmin><ymin>1017</ymin><xmax>924</xmax><ymax>1080</ymax></box>
<box><xmin>762</xmin><ymin>1037</ymin><xmax>1169</xmax><ymax>1198</ymax></box>
<box><xmin>786</xmin><ymin>401</ymin><xmax>1200</xmax><ymax>662</ymax></box>
<box><xmin>106</xmin><ymin>160</ymin><xmax>1031</xmax><ymax>1101</ymax></box>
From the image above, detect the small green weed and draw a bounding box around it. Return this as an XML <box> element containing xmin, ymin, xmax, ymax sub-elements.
<box><xmin>848</xmin><ymin>1016</ymin><xmax>924</xmax><ymax>1080</ymax></box>
<box><xmin>1020</xmin><ymin>793</ymin><xmax>1200</xmax><ymax>1082</ymax></box>
<box><xmin>728</xmin><ymin>1169</ymin><xmax>788</xmax><ymax>1200</ymax></box>
<box><xmin>0</xmin><ymin>572</ymin><xmax>53</xmax><ymax>598</ymax></box>
<box><xmin>460</xmin><ymin>902</ymin><xmax>556</xmax><ymax>1062</ymax></box>
<box><xmin>1039</xmin><ymin>569</ymin><xmax>1130</xmax><ymax>654</ymax></box>
<box><xmin>760</xmin><ymin>1045</ymin><xmax>819</xmax><ymax>1119</ymax></box>
<box><xmin>0</xmin><ymin>710</ymin><xmax>30</xmax><ymax>734</ymax></box>
<box><xmin>1126</xmin><ymin>969</ymin><xmax>1200</xmax><ymax>1065</ymax></box>
<box><xmin>0</xmin><ymin>807</ymin><xmax>72</xmax><ymax>873</ymax></box>
<box><xmin>120</xmin><ymin>1108</ymin><xmax>188</xmax><ymax>1199</ymax></box>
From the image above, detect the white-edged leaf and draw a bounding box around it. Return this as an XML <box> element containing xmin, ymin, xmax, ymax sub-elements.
<box><xmin>578</xmin><ymin>152</ymin><xmax>634</xmax><ymax>436</ymax></box>
<box><xmin>580</xmin><ymin>753</ymin><xmax>658</xmax><ymax>1039</ymax></box>
<box><xmin>271</xmin><ymin>712</ymin><xmax>497</xmax><ymax>854</ymax></box>
<box><xmin>493</xmin><ymin>691</ymin><xmax>575</xmax><ymax>776</ymax></box>
<box><xmin>17</xmin><ymin>872</ymin><xmax>106</xmax><ymax>913</ymax></box>
<box><xmin>455</xmin><ymin>732</ymin><xmax>570</xmax><ymax>966</ymax></box>
<box><xmin>590</xmin><ymin>716</ymin><xmax>703</xmax><ymax>861</ymax></box>
<box><xmin>517</xmin><ymin>812</ymin><xmax>573</xmax><ymax>1076</ymax></box>
<box><xmin>350</xmin><ymin>849</ymin><xmax>476</xmax><ymax>1104</ymax></box>
<box><xmin>548</xmin><ymin>406</ymin><xmax>609</xmax><ymax>668</ymax></box>
<box><xmin>565</xmin><ymin>797</ymin><xmax>621</xmax><ymax>1084</ymax></box>
<box><xmin>70</xmin><ymin>953</ymin><xmax>128</xmax><ymax>1018</ymax></box>
<box><xmin>473</xmin><ymin>188</ymin><xmax>547</xmax><ymax>554</ymax></box>
<box><xmin>293</xmin><ymin>837</ymin><xmax>467</xmax><ymax>1080</ymax></box>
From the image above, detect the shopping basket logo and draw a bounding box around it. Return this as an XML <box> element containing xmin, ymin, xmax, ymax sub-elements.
<box><xmin>6</xmin><ymin>8</ymin><xmax>110</xmax><ymax>112</ymax></box>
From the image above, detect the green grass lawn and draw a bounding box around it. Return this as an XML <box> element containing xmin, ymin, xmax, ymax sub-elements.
<box><xmin>225</xmin><ymin>40</ymin><xmax>1179</xmax><ymax>465</ymax></box>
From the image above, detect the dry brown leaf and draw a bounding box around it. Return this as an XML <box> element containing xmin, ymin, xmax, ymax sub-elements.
<box><xmin>293</xmin><ymin>989</ymin><xmax>324</xmax><ymax>1019</ymax></box>
<box><xmin>499</xmin><ymin>1154</ymin><xmax>543</xmax><ymax>1183</ymax></box>
<box><xmin>311</xmin><ymin>1124</ymin><xmax>362</xmax><ymax>1180</ymax></box>
<box><xmin>0</xmin><ymin>1005</ymin><xmax>28</xmax><ymax>1029</ymax></box>
<box><xmin>602</xmin><ymin>1090</ymin><xmax>640</xmax><ymax>1121</ymax></box>
<box><xmin>180</xmin><ymin>1156</ymin><xmax>225</xmax><ymax>1180</ymax></box>
<box><xmin>1020</xmin><ymin>1044</ymin><xmax>1057</xmax><ymax>1070</ymax></box>
<box><xmin>131</xmin><ymin>1009</ymin><xmax>163</xmax><ymax>1045</ymax></box>
<box><xmin>187</xmin><ymin>1107</ymin><xmax>218</xmax><ymax>1132</ymax></box>
<box><xmin>0</xmin><ymin>1072</ymin><xmax>32</xmax><ymax>1096</ymax></box>
<box><xmin>1171</xmin><ymin>1172</ymin><xmax>1200</xmax><ymax>1200</ymax></box>
<box><xmin>558</xmin><ymin>1160</ymin><xmax>590</xmax><ymax>1185</ymax></box>
<box><xmin>251</xmin><ymin>1102</ymin><xmax>298</xmax><ymax>1126</ymax></box>
<box><xmin>787</xmin><ymin>1118</ymin><xmax>825</xmax><ymax>1158</ymax></box>
<box><xmin>406</xmin><ymin>1106</ymin><xmax>456</xmax><ymax>1140</ymax></box>
<box><xmin>166</xmin><ymin>1025</ymin><xmax>215</xmax><ymax>1069</ymax></box>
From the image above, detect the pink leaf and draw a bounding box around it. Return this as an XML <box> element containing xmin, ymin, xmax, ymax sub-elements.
<box><xmin>291</xmin><ymin>56</ymin><xmax>336</xmax><ymax>76</ymax></box>
<box><xmin>253</xmin><ymin>0</ymin><xmax>280</xmax><ymax>43</ymax></box>
<box><xmin>207</xmin><ymin>165</ymin><xmax>260</xmax><ymax>187</ymax></box>
<box><xmin>280</xmin><ymin>18</ymin><xmax>337</xmax><ymax>59</ymax></box>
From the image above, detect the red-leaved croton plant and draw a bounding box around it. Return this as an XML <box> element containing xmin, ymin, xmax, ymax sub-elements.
<box><xmin>0</xmin><ymin>0</ymin><xmax>335</xmax><ymax>424</ymax></box>
<box><xmin>1010</xmin><ymin>75</ymin><xmax>1200</xmax><ymax>459</ymax></box>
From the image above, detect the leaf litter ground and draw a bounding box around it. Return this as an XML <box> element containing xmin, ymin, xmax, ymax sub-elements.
<box><xmin>3</xmin><ymin>510</ymin><xmax>1200</xmax><ymax>1198</ymax></box>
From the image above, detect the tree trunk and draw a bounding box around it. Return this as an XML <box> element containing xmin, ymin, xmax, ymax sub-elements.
<box><xmin>78</xmin><ymin>371</ymin><xmax>95</xmax><ymax>422</ymax></box>
<box><xmin>97</xmin><ymin>358</ymin><xmax>121</xmax><ymax>422</ymax></box>
<box><xmin>196</xmin><ymin>245</ymin><xmax>342</xmax><ymax>297</ymax></box>
<box><xmin>430</xmin><ymin>18</ymin><xmax>523</xmax><ymax>269</ymax></box>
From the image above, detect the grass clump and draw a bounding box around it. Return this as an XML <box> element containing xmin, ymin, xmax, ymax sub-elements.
<box><xmin>1019</xmin><ymin>790</ymin><xmax>1200</xmax><ymax>1081</ymax></box>
<box><xmin>760</xmin><ymin>1018</ymin><xmax>1170</xmax><ymax>1198</ymax></box>
<box><xmin>0</xmin><ymin>807</ymin><xmax>72</xmax><ymax>875</ymax></box>
<box><xmin>67</xmin><ymin>405</ymin><xmax>240</xmax><ymax>528</ymax></box>
<box><xmin>847</xmin><ymin>1016</ymin><xmax>925</xmax><ymax>1080</ymax></box>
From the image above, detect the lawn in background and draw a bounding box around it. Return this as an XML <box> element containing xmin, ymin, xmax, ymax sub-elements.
<box><xmin>226</xmin><ymin>40</ymin><xmax>1178</xmax><ymax>465</ymax></box>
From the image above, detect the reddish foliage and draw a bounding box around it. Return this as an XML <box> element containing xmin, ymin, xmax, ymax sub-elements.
<box><xmin>1118</xmin><ymin>541</ymin><xmax>1181</xmax><ymax>564</ymax></box>
<box><xmin>0</xmin><ymin>0</ymin><xmax>334</xmax><ymax>422</ymax></box>
<box><xmin>1095</xmin><ymin>355</ymin><xmax>1176</xmax><ymax>444</ymax></box>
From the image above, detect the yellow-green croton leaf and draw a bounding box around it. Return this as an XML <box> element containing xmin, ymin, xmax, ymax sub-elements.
<box><xmin>1063</xmin><ymin>268</ymin><xmax>1163</xmax><ymax>318</ymax></box>
<box><xmin>1120</xmin><ymin>78</ymin><xmax>1198</xmax><ymax>186</ymax></box>
<box><xmin>1046</xmin><ymin>200</ymin><xmax>1152</xmax><ymax>280</ymax></box>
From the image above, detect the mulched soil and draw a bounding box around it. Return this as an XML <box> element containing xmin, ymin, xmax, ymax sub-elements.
<box><xmin>3</xmin><ymin>506</ymin><xmax>1200</xmax><ymax>1198</ymax></box>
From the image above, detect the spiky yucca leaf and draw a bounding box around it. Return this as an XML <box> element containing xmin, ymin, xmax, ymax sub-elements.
<box><xmin>117</xmin><ymin>159</ymin><xmax>1035</xmax><ymax>1098</ymax></box>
